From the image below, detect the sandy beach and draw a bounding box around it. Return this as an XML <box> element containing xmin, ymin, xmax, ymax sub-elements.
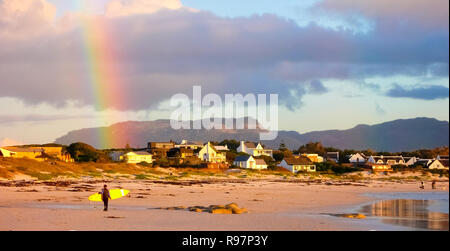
<box><xmin>1</xmin><ymin>178</ymin><xmax>448</xmax><ymax>231</ymax></box>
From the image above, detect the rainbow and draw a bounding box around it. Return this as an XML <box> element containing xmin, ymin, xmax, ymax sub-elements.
<box><xmin>78</xmin><ymin>4</ymin><xmax>126</xmax><ymax>149</ymax></box>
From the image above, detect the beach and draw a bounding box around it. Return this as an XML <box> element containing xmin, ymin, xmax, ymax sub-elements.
<box><xmin>1</xmin><ymin>178</ymin><xmax>448</xmax><ymax>231</ymax></box>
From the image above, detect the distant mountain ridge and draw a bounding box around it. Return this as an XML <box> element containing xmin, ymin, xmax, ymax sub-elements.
<box><xmin>54</xmin><ymin>117</ymin><xmax>449</xmax><ymax>152</ymax></box>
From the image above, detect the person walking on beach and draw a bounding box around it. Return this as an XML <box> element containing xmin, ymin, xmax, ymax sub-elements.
<box><xmin>420</xmin><ymin>181</ymin><xmax>425</xmax><ymax>190</ymax></box>
<box><xmin>100</xmin><ymin>185</ymin><xmax>112</xmax><ymax>211</ymax></box>
<box><xmin>432</xmin><ymin>180</ymin><xmax>437</xmax><ymax>190</ymax></box>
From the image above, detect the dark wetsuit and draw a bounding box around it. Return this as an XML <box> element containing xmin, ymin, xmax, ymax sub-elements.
<box><xmin>101</xmin><ymin>188</ymin><xmax>111</xmax><ymax>211</ymax></box>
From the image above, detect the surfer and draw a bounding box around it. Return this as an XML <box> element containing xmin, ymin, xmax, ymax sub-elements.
<box><xmin>100</xmin><ymin>185</ymin><xmax>112</xmax><ymax>211</ymax></box>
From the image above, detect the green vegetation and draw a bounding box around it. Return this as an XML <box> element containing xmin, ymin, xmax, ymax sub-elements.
<box><xmin>66</xmin><ymin>142</ymin><xmax>110</xmax><ymax>162</ymax></box>
<box><xmin>134</xmin><ymin>174</ymin><xmax>150</xmax><ymax>180</ymax></box>
<box><xmin>315</xmin><ymin>162</ymin><xmax>360</xmax><ymax>174</ymax></box>
<box><xmin>218</xmin><ymin>139</ymin><xmax>240</xmax><ymax>152</ymax></box>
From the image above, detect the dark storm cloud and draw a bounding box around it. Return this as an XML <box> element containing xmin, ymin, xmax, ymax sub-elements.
<box><xmin>386</xmin><ymin>84</ymin><xmax>449</xmax><ymax>100</ymax></box>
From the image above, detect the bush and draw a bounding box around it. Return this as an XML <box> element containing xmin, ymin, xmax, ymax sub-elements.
<box><xmin>316</xmin><ymin>162</ymin><xmax>359</xmax><ymax>174</ymax></box>
<box><xmin>66</xmin><ymin>142</ymin><xmax>110</xmax><ymax>163</ymax></box>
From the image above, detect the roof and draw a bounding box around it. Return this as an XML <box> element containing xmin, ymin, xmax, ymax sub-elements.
<box><xmin>417</xmin><ymin>159</ymin><xmax>432</xmax><ymax>163</ymax></box>
<box><xmin>1</xmin><ymin>147</ymin><xmax>44</xmax><ymax>153</ymax></box>
<box><xmin>372</xmin><ymin>156</ymin><xmax>404</xmax><ymax>162</ymax></box>
<box><xmin>439</xmin><ymin>159</ymin><xmax>449</xmax><ymax>168</ymax></box>
<box><xmin>128</xmin><ymin>151</ymin><xmax>152</xmax><ymax>156</ymax></box>
<box><xmin>179</xmin><ymin>140</ymin><xmax>203</xmax><ymax>145</ymax></box>
<box><xmin>214</xmin><ymin>145</ymin><xmax>229</xmax><ymax>151</ymax></box>
<box><xmin>149</xmin><ymin>142</ymin><xmax>175</xmax><ymax>149</ymax></box>
<box><xmin>284</xmin><ymin>157</ymin><xmax>314</xmax><ymax>165</ymax></box>
<box><xmin>349</xmin><ymin>153</ymin><xmax>366</xmax><ymax>158</ymax></box>
<box><xmin>234</xmin><ymin>155</ymin><xmax>252</xmax><ymax>162</ymax></box>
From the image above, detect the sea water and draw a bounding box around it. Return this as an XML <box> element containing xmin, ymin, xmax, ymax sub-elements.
<box><xmin>359</xmin><ymin>192</ymin><xmax>449</xmax><ymax>231</ymax></box>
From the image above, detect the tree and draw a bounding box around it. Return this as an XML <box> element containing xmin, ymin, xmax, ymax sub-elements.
<box><xmin>279</xmin><ymin>141</ymin><xmax>288</xmax><ymax>152</ymax></box>
<box><xmin>219</xmin><ymin>139</ymin><xmax>240</xmax><ymax>152</ymax></box>
<box><xmin>66</xmin><ymin>142</ymin><xmax>110</xmax><ymax>162</ymax></box>
<box><xmin>272</xmin><ymin>151</ymin><xmax>285</xmax><ymax>162</ymax></box>
<box><xmin>296</xmin><ymin>142</ymin><xmax>326</xmax><ymax>155</ymax></box>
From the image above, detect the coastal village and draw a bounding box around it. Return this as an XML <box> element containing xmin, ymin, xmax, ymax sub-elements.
<box><xmin>0</xmin><ymin>140</ymin><xmax>448</xmax><ymax>174</ymax></box>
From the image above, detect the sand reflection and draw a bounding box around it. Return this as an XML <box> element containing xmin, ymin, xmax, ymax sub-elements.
<box><xmin>361</xmin><ymin>199</ymin><xmax>448</xmax><ymax>231</ymax></box>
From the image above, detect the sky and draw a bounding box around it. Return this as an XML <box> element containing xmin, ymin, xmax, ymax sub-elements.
<box><xmin>0</xmin><ymin>0</ymin><xmax>449</xmax><ymax>146</ymax></box>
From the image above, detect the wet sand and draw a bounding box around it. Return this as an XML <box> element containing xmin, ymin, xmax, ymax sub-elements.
<box><xmin>0</xmin><ymin>179</ymin><xmax>448</xmax><ymax>231</ymax></box>
<box><xmin>358</xmin><ymin>193</ymin><xmax>449</xmax><ymax>231</ymax></box>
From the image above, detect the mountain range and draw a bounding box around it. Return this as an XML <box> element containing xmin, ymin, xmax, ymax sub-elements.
<box><xmin>54</xmin><ymin>117</ymin><xmax>449</xmax><ymax>152</ymax></box>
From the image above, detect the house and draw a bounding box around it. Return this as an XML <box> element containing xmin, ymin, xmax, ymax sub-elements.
<box><xmin>0</xmin><ymin>147</ymin><xmax>46</xmax><ymax>161</ymax></box>
<box><xmin>428</xmin><ymin>159</ymin><xmax>449</xmax><ymax>170</ymax></box>
<box><xmin>348</xmin><ymin>153</ymin><xmax>367</xmax><ymax>164</ymax></box>
<box><xmin>233</xmin><ymin>155</ymin><xmax>268</xmax><ymax>170</ymax></box>
<box><xmin>175</xmin><ymin>140</ymin><xmax>203</xmax><ymax>150</ymax></box>
<box><xmin>404</xmin><ymin>156</ymin><xmax>418</xmax><ymax>166</ymax></box>
<box><xmin>368</xmin><ymin>156</ymin><xmax>406</xmax><ymax>165</ymax></box>
<box><xmin>121</xmin><ymin>151</ymin><xmax>153</xmax><ymax>164</ymax></box>
<box><xmin>148</xmin><ymin>141</ymin><xmax>175</xmax><ymax>157</ymax></box>
<box><xmin>280</xmin><ymin>157</ymin><xmax>316</xmax><ymax>173</ymax></box>
<box><xmin>109</xmin><ymin>151</ymin><xmax>125</xmax><ymax>162</ymax></box>
<box><xmin>0</xmin><ymin>146</ymin><xmax>74</xmax><ymax>162</ymax></box>
<box><xmin>326</xmin><ymin>152</ymin><xmax>339</xmax><ymax>163</ymax></box>
<box><xmin>299</xmin><ymin>154</ymin><xmax>324</xmax><ymax>163</ymax></box>
<box><xmin>198</xmin><ymin>142</ymin><xmax>227</xmax><ymax>163</ymax></box>
<box><xmin>237</xmin><ymin>141</ymin><xmax>273</xmax><ymax>158</ymax></box>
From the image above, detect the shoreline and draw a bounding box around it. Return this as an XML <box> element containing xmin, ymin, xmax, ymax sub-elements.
<box><xmin>1</xmin><ymin>178</ymin><xmax>447</xmax><ymax>231</ymax></box>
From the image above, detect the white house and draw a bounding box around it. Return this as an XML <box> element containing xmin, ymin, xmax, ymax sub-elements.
<box><xmin>348</xmin><ymin>153</ymin><xmax>367</xmax><ymax>164</ymax></box>
<box><xmin>121</xmin><ymin>151</ymin><xmax>153</xmax><ymax>164</ymax></box>
<box><xmin>428</xmin><ymin>159</ymin><xmax>449</xmax><ymax>170</ymax></box>
<box><xmin>404</xmin><ymin>156</ymin><xmax>418</xmax><ymax>166</ymax></box>
<box><xmin>237</xmin><ymin>141</ymin><xmax>273</xmax><ymax>158</ymax></box>
<box><xmin>280</xmin><ymin>157</ymin><xmax>316</xmax><ymax>173</ymax></box>
<box><xmin>198</xmin><ymin>142</ymin><xmax>227</xmax><ymax>163</ymax></box>
<box><xmin>233</xmin><ymin>155</ymin><xmax>268</xmax><ymax>170</ymax></box>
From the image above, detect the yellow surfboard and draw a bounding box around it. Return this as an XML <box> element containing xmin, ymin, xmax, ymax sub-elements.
<box><xmin>88</xmin><ymin>189</ymin><xmax>130</xmax><ymax>202</ymax></box>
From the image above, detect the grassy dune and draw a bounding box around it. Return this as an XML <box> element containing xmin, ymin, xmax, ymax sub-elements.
<box><xmin>0</xmin><ymin>157</ymin><xmax>447</xmax><ymax>184</ymax></box>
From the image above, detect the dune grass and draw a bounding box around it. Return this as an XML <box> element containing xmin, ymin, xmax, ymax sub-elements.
<box><xmin>0</xmin><ymin>157</ymin><xmax>446</xmax><ymax>182</ymax></box>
